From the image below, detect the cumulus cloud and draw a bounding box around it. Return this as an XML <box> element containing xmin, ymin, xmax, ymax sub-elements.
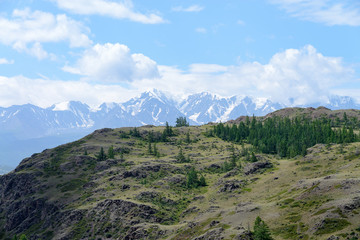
<box><xmin>0</xmin><ymin>58</ymin><xmax>14</xmax><ymax>64</ymax></box>
<box><xmin>172</xmin><ymin>5</ymin><xmax>204</xmax><ymax>12</ymax></box>
<box><xmin>0</xmin><ymin>8</ymin><xmax>92</xmax><ymax>59</ymax></box>
<box><xmin>137</xmin><ymin>45</ymin><xmax>353</xmax><ymax>105</ymax></box>
<box><xmin>270</xmin><ymin>0</ymin><xmax>360</xmax><ymax>26</ymax></box>
<box><xmin>0</xmin><ymin>75</ymin><xmax>137</xmax><ymax>108</ymax></box>
<box><xmin>0</xmin><ymin>45</ymin><xmax>356</xmax><ymax>107</ymax></box>
<box><xmin>63</xmin><ymin>43</ymin><xmax>159</xmax><ymax>82</ymax></box>
<box><xmin>53</xmin><ymin>0</ymin><xmax>164</xmax><ymax>24</ymax></box>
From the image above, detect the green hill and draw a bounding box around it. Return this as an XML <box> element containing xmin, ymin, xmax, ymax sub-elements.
<box><xmin>1</xmin><ymin>108</ymin><xmax>360</xmax><ymax>240</ymax></box>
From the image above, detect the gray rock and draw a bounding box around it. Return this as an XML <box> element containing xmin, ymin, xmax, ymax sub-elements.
<box><xmin>218</xmin><ymin>180</ymin><xmax>246</xmax><ymax>193</ymax></box>
<box><xmin>192</xmin><ymin>227</ymin><xmax>224</xmax><ymax>240</ymax></box>
<box><xmin>243</xmin><ymin>161</ymin><xmax>272</xmax><ymax>175</ymax></box>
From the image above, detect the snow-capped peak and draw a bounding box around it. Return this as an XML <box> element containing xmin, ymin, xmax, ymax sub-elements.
<box><xmin>52</xmin><ymin>101</ymin><xmax>71</xmax><ymax>111</ymax></box>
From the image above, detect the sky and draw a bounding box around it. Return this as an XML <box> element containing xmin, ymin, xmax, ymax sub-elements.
<box><xmin>0</xmin><ymin>0</ymin><xmax>359</xmax><ymax>108</ymax></box>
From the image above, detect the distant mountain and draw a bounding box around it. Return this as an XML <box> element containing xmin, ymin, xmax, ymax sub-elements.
<box><xmin>1</xmin><ymin>90</ymin><xmax>360</xmax><ymax>169</ymax></box>
<box><xmin>122</xmin><ymin>89</ymin><xmax>185</xmax><ymax>126</ymax></box>
<box><xmin>1</xmin><ymin>90</ymin><xmax>359</xmax><ymax>140</ymax></box>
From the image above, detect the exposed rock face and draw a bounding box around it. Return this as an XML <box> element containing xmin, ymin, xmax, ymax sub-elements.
<box><xmin>5</xmin><ymin>198</ymin><xmax>59</xmax><ymax>233</ymax></box>
<box><xmin>235</xmin><ymin>230</ymin><xmax>253</xmax><ymax>240</ymax></box>
<box><xmin>0</xmin><ymin>172</ymin><xmax>62</xmax><ymax>239</ymax></box>
<box><xmin>218</xmin><ymin>180</ymin><xmax>246</xmax><ymax>193</ymax></box>
<box><xmin>243</xmin><ymin>161</ymin><xmax>272</xmax><ymax>175</ymax></box>
<box><xmin>91</xmin><ymin>199</ymin><xmax>162</xmax><ymax>223</ymax></box>
<box><xmin>192</xmin><ymin>227</ymin><xmax>224</xmax><ymax>240</ymax></box>
<box><xmin>122</xmin><ymin>163</ymin><xmax>180</xmax><ymax>179</ymax></box>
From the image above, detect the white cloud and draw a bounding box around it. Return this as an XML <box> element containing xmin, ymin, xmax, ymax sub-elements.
<box><xmin>53</xmin><ymin>0</ymin><xmax>164</xmax><ymax>24</ymax></box>
<box><xmin>0</xmin><ymin>45</ymin><xmax>356</xmax><ymax>108</ymax></box>
<box><xmin>0</xmin><ymin>8</ymin><xmax>92</xmax><ymax>59</ymax></box>
<box><xmin>189</xmin><ymin>64</ymin><xmax>228</xmax><ymax>73</ymax></box>
<box><xmin>195</xmin><ymin>27</ymin><xmax>207</xmax><ymax>34</ymax></box>
<box><xmin>63</xmin><ymin>43</ymin><xmax>159</xmax><ymax>82</ymax></box>
<box><xmin>0</xmin><ymin>58</ymin><xmax>14</xmax><ymax>64</ymax></box>
<box><xmin>0</xmin><ymin>75</ymin><xmax>137</xmax><ymax>108</ymax></box>
<box><xmin>142</xmin><ymin>45</ymin><xmax>353</xmax><ymax>105</ymax></box>
<box><xmin>270</xmin><ymin>0</ymin><xmax>360</xmax><ymax>26</ymax></box>
<box><xmin>172</xmin><ymin>5</ymin><xmax>204</xmax><ymax>12</ymax></box>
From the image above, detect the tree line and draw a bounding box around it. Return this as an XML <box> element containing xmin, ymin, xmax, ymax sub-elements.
<box><xmin>208</xmin><ymin>116</ymin><xmax>359</xmax><ymax>158</ymax></box>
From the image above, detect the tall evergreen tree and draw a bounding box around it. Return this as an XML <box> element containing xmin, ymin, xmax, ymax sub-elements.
<box><xmin>177</xmin><ymin>147</ymin><xmax>186</xmax><ymax>162</ymax></box>
<box><xmin>186</xmin><ymin>130</ymin><xmax>191</xmax><ymax>144</ymax></box>
<box><xmin>176</xmin><ymin>117</ymin><xmax>189</xmax><ymax>127</ymax></box>
<box><xmin>107</xmin><ymin>146</ymin><xmax>115</xmax><ymax>159</ymax></box>
<box><xmin>253</xmin><ymin>216</ymin><xmax>273</xmax><ymax>240</ymax></box>
<box><xmin>96</xmin><ymin>147</ymin><xmax>107</xmax><ymax>161</ymax></box>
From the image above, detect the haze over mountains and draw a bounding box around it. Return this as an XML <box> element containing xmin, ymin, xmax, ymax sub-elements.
<box><xmin>1</xmin><ymin>89</ymin><xmax>360</xmax><ymax>170</ymax></box>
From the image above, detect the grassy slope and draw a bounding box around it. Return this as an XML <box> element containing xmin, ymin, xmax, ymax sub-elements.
<box><xmin>7</xmin><ymin>124</ymin><xmax>360</xmax><ymax>239</ymax></box>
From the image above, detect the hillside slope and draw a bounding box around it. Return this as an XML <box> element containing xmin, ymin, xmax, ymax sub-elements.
<box><xmin>1</xmin><ymin>109</ymin><xmax>360</xmax><ymax>239</ymax></box>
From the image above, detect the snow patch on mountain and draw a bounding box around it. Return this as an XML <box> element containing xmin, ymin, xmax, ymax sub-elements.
<box><xmin>52</xmin><ymin>102</ymin><xmax>71</xmax><ymax>111</ymax></box>
<box><xmin>0</xmin><ymin>89</ymin><xmax>359</xmax><ymax>141</ymax></box>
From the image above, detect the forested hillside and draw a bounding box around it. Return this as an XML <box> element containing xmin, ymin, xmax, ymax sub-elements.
<box><xmin>0</xmin><ymin>108</ymin><xmax>360</xmax><ymax>240</ymax></box>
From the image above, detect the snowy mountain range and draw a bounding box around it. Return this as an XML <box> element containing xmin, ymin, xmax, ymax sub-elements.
<box><xmin>1</xmin><ymin>89</ymin><xmax>360</xmax><ymax>140</ymax></box>
<box><xmin>1</xmin><ymin>89</ymin><xmax>360</xmax><ymax>170</ymax></box>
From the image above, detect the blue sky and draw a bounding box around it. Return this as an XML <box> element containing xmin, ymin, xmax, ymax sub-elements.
<box><xmin>0</xmin><ymin>0</ymin><xmax>359</xmax><ymax>107</ymax></box>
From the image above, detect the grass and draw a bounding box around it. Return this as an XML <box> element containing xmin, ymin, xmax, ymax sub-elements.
<box><xmin>172</xmin><ymin>217</ymin><xmax>219</xmax><ymax>240</ymax></box>
<box><xmin>313</xmin><ymin>206</ymin><xmax>335</xmax><ymax>216</ymax></box>
<box><xmin>57</xmin><ymin>178</ymin><xmax>87</xmax><ymax>192</ymax></box>
<box><xmin>315</xmin><ymin>218</ymin><xmax>351</xmax><ymax>235</ymax></box>
<box><xmin>273</xmin><ymin>224</ymin><xmax>298</xmax><ymax>239</ymax></box>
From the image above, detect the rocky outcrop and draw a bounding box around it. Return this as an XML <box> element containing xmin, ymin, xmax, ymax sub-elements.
<box><xmin>243</xmin><ymin>161</ymin><xmax>272</xmax><ymax>175</ymax></box>
<box><xmin>122</xmin><ymin>163</ymin><xmax>180</xmax><ymax>179</ymax></box>
<box><xmin>192</xmin><ymin>227</ymin><xmax>224</xmax><ymax>240</ymax></box>
<box><xmin>218</xmin><ymin>180</ymin><xmax>247</xmax><ymax>193</ymax></box>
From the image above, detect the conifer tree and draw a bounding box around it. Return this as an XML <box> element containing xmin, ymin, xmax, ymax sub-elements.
<box><xmin>253</xmin><ymin>216</ymin><xmax>273</xmax><ymax>240</ymax></box>
<box><xmin>153</xmin><ymin>143</ymin><xmax>158</xmax><ymax>157</ymax></box>
<box><xmin>186</xmin><ymin>130</ymin><xmax>191</xmax><ymax>144</ymax></box>
<box><xmin>177</xmin><ymin>147</ymin><xmax>186</xmax><ymax>162</ymax></box>
<box><xmin>199</xmin><ymin>174</ymin><xmax>207</xmax><ymax>187</ymax></box>
<box><xmin>108</xmin><ymin>146</ymin><xmax>115</xmax><ymax>159</ymax></box>
<box><xmin>176</xmin><ymin>117</ymin><xmax>189</xmax><ymax>127</ymax></box>
<box><xmin>186</xmin><ymin>167</ymin><xmax>206</xmax><ymax>188</ymax></box>
<box><xmin>96</xmin><ymin>147</ymin><xmax>107</xmax><ymax>161</ymax></box>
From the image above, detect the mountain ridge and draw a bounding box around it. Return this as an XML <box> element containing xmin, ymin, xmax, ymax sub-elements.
<box><xmin>1</xmin><ymin>90</ymin><xmax>359</xmax><ymax>140</ymax></box>
<box><xmin>1</xmin><ymin>108</ymin><xmax>360</xmax><ymax>239</ymax></box>
<box><xmin>1</xmin><ymin>91</ymin><xmax>360</xmax><ymax>169</ymax></box>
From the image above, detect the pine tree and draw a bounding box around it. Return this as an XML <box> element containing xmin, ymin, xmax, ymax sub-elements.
<box><xmin>253</xmin><ymin>216</ymin><xmax>273</xmax><ymax>240</ymax></box>
<box><xmin>176</xmin><ymin>116</ymin><xmax>189</xmax><ymax>127</ymax></box>
<box><xmin>153</xmin><ymin>143</ymin><xmax>158</xmax><ymax>157</ymax></box>
<box><xmin>177</xmin><ymin>147</ymin><xmax>186</xmax><ymax>162</ymax></box>
<box><xmin>107</xmin><ymin>146</ymin><xmax>115</xmax><ymax>159</ymax></box>
<box><xmin>165</xmin><ymin>121</ymin><xmax>173</xmax><ymax>136</ymax></box>
<box><xmin>199</xmin><ymin>175</ymin><xmax>207</xmax><ymax>186</ymax></box>
<box><xmin>186</xmin><ymin>130</ymin><xmax>191</xmax><ymax>144</ymax></box>
<box><xmin>187</xmin><ymin>167</ymin><xmax>200</xmax><ymax>188</ymax></box>
<box><xmin>96</xmin><ymin>147</ymin><xmax>107</xmax><ymax>161</ymax></box>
